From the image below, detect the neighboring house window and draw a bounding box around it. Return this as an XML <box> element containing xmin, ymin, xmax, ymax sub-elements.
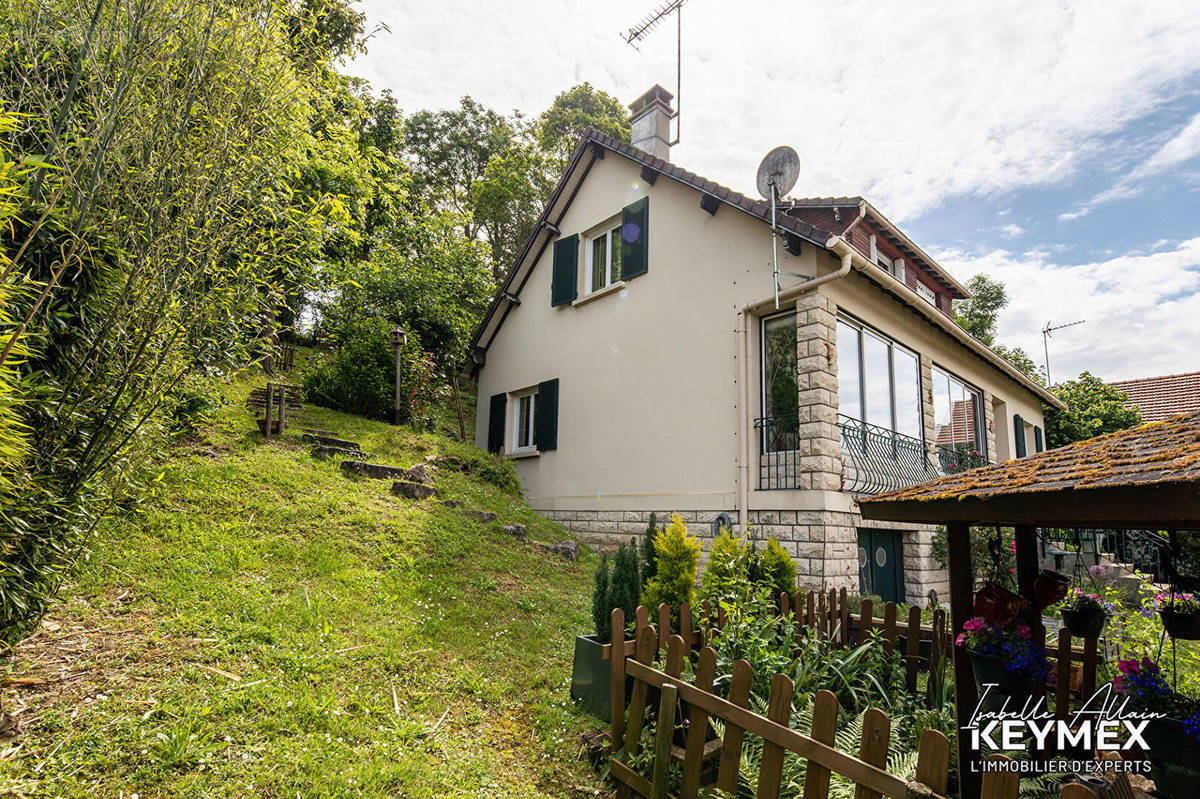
<box><xmin>916</xmin><ymin>282</ymin><xmax>936</xmax><ymax>306</ymax></box>
<box><xmin>512</xmin><ymin>387</ymin><xmax>537</xmax><ymax>453</ymax></box>
<box><xmin>760</xmin><ymin>311</ymin><xmax>799</xmax><ymax>452</ymax></box>
<box><xmin>836</xmin><ymin>316</ymin><xmax>922</xmax><ymax>440</ymax></box>
<box><xmin>876</xmin><ymin>251</ymin><xmax>893</xmax><ymax>273</ymax></box>
<box><xmin>585</xmin><ymin>221</ymin><xmax>623</xmax><ymax>293</ymax></box>
<box><xmin>932</xmin><ymin>366</ymin><xmax>986</xmax><ymax>470</ymax></box>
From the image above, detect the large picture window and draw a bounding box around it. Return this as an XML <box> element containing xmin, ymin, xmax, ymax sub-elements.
<box><xmin>837</xmin><ymin>317</ymin><xmax>922</xmax><ymax>439</ymax></box>
<box><xmin>760</xmin><ymin>312</ymin><xmax>799</xmax><ymax>452</ymax></box>
<box><xmin>932</xmin><ymin>366</ymin><xmax>986</xmax><ymax>471</ymax></box>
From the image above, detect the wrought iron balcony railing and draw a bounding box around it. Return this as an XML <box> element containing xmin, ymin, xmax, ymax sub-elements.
<box><xmin>754</xmin><ymin>415</ymin><xmax>802</xmax><ymax>490</ymax></box>
<box><xmin>839</xmin><ymin>415</ymin><xmax>937</xmax><ymax>496</ymax></box>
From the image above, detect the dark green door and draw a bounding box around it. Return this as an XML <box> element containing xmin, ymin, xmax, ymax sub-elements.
<box><xmin>858</xmin><ymin>529</ymin><xmax>903</xmax><ymax>604</ymax></box>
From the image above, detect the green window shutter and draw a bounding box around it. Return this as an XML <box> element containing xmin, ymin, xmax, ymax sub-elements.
<box><xmin>1013</xmin><ymin>414</ymin><xmax>1027</xmax><ymax>458</ymax></box>
<box><xmin>534</xmin><ymin>378</ymin><xmax>559</xmax><ymax>451</ymax></box>
<box><xmin>620</xmin><ymin>197</ymin><xmax>649</xmax><ymax>279</ymax></box>
<box><xmin>551</xmin><ymin>234</ymin><xmax>578</xmax><ymax>306</ymax></box>
<box><xmin>487</xmin><ymin>393</ymin><xmax>507</xmax><ymax>453</ymax></box>
<box><xmin>1034</xmin><ymin>425</ymin><xmax>1044</xmax><ymax>453</ymax></box>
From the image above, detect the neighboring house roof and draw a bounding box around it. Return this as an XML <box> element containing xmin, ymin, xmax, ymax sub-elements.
<box><xmin>784</xmin><ymin>197</ymin><xmax>970</xmax><ymax>299</ymax></box>
<box><xmin>859</xmin><ymin>412</ymin><xmax>1200</xmax><ymax>526</ymax></box>
<box><xmin>1109</xmin><ymin>371</ymin><xmax>1200</xmax><ymax>423</ymax></box>
<box><xmin>465</xmin><ymin>128</ymin><xmax>1062</xmax><ymax>408</ymax></box>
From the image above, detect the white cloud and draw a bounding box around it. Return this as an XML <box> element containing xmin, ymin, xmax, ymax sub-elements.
<box><xmin>998</xmin><ymin>223</ymin><xmax>1023</xmax><ymax>238</ymax></box>
<box><xmin>934</xmin><ymin>239</ymin><xmax>1200</xmax><ymax>382</ymax></box>
<box><xmin>1060</xmin><ymin>111</ymin><xmax>1200</xmax><ymax>220</ymax></box>
<box><xmin>346</xmin><ymin>0</ymin><xmax>1200</xmax><ymax>221</ymax></box>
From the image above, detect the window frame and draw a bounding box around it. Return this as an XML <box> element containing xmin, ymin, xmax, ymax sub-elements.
<box><xmin>930</xmin><ymin>364</ymin><xmax>987</xmax><ymax>460</ymax></box>
<box><xmin>836</xmin><ymin>313</ymin><xmax>924</xmax><ymax>441</ymax></box>
<box><xmin>511</xmin><ymin>387</ymin><xmax>538</xmax><ymax>454</ymax></box>
<box><xmin>583</xmin><ymin>216</ymin><xmax>623</xmax><ymax>295</ymax></box>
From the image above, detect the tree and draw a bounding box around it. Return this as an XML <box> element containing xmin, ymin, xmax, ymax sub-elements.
<box><xmin>472</xmin><ymin>141</ymin><xmax>554</xmax><ymax>276</ymax></box>
<box><xmin>536</xmin><ymin>83</ymin><xmax>630</xmax><ymax>168</ymax></box>
<box><xmin>993</xmin><ymin>344</ymin><xmax>1046</xmax><ymax>386</ymax></box>
<box><xmin>1044</xmin><ymin>372</ymin><xmax>1143</xmax><ymax>447</ymax></box>
<box><xmin>953</xmin><ymin>274</ymin><xmax>1008</xmax><ymax>346</ymax></box>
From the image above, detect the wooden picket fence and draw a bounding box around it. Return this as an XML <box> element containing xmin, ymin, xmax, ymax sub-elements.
<box><xmin>602</xmin><ymin>587</ymin><xmax>1105</xmax><ymax>721</ymax></box>
<box><xmin>601</xmin><ymin>591</ymin><xmax>1106</xmax><ymax>799</ymax></box>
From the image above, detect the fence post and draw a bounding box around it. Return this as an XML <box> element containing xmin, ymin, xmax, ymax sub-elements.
<box><xmin>263</xmin><ymin>381</ymin><xmax>273</xmax><ymax>440</ymax></box>
<box><xmin>610</xmin><ymin>607</ymin><xmax>626</xmax><ymax>751</ymax></box>
<box><xmin>715</xmin><ymin>659</ymin><xmax>752</xmax><ymax>795</ymax></box>
<box><xmin>650</xmin><ymin>684</ymin><xmax>678</xmax><ymax>799</ymax></box>
<box><xmin>276</xmin><ymin>383</ymin><xmax>286</xmax><ymax>433</ymax></box>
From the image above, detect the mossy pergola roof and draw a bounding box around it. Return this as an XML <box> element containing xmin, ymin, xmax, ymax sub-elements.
<box><xmin>859</xmin><ymin>412</ymin><xmax>1200</xmax><ymax>529</ymax></box>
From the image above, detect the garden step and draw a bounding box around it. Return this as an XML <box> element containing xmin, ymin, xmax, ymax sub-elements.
<box><xmin>503</xmin><ymin>524</ymin><xmax>526</xmax><ymax>538</ymax></box>
<box><xmin>340</xmin><ymin>461</ymin><xmax>410</xmax><ymax>480</ymax></box>
<box><xmin>299</xmin><ymin>427</ymin><xmax>340</xmax><ymax>437</ymax></box>
<box><xmin>462</xmin><ymin>510</ymin><xmax>497</xmax><ymax>523</ymax></box>
<box><xmin>441</xmin><ymin>499</ymin><xmax>463</xmax><ymax>509</ymax></box>
<box><xmin>302</xmin><ymin>433</ymin><xmax>361</xmax><ymax>450</ymax></box>
<box><xmin>391</xmin><ymin>481</ymin><xmax>437</xmax><ymax>500</ymax></box>
<box><xmin>314</xmin><ymin>446</ymin><xmax>373</xmax><ymax>460</ymax></box>
<box><xmin>534</xmin><ymin>540</ymin><xmax>579</xmax><ymax>560</ymax></box>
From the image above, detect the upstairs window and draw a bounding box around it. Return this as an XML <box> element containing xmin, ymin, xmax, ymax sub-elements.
<box><xmin>586</xmin><ymin>222</ymin><xmax>623</xmax><ymax>293</ymax></box>
<box><xmin>837</xmin><ymin>316</ymin><xmax>922</xmax><ymax>439</ymax></box>
<box><xmin>916</xmin><ymin>282</ymin><xmax>937</xmax><ymax>306</ymax></box>
<box><xmin>932</xmin><ymin>366</ymin><xmax>986</xmax><ymax>470</ymax></box>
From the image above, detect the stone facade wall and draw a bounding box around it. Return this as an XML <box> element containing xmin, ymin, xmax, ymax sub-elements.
<box><xmin>794</xmin><ymin>293</ymin><xmax>842</xmax><ymax>491</ymax></box>
<box><xmin>544</xmin><ymin>506</ymin><xmax>946</xmax><ymax>606</ymax></box>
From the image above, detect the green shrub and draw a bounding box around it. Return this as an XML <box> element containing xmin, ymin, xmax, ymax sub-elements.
<box><xmin>302</xmin><ymin>317</ymin><xmax>445</xmax><ymax>428</ymax></box>
<box><xmin>592</xmin><ymin>555</ymin><xmax>611</xmax><ymax>642</ymax></box>
<box><xmin>760</xmin><ymin>538</ymin><xmax>797</xmax><ymax>596</ymax></box>
<box><xmin>641</xmin><ymin>514</ymin><xmax>700</xmax><ymax>617</ymax></box>
<box><xmin>447</xmin><ymin>446</ymin><xmax>521</xmax><ymax>496</ymax></box>
<box><xmin>701</xmin><ymin>528</ymin><xmax>750</xmax><ymax>603</ymax></box>
<box><xmin>607</xmin><ymin>541</ymin><xmax>640</xmax><ymax>631</ymax></box>
<box><xmin>640</xmin><ymin>513</ymin><xmax>657</xmax><ymax>586</ymax></box>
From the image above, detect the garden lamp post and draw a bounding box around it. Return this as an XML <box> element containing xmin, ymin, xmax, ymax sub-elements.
<box><xmin>390</xmin><ymin>326</ymin><xmax>407</xmax><ymax>425</ymax></box>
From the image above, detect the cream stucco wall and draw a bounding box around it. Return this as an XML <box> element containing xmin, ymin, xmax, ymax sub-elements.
<box><xmin>474</xmin><ymin>151</ymin><xmax>1046</xmax><ymax>516</ymax></box>
<box><xmin>475</xmin><ymin>153</ymin><xmax>819</xmax><ymax>512</ymax></box>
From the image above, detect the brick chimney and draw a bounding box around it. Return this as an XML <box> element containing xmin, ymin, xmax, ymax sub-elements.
<box><xmin>628</xmin><ymin>85</ymin><xmax>674</xmax><ymax>161</ymax></box>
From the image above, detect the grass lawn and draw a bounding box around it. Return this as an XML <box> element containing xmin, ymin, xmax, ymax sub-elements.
<box><xmin>0</xmin><ymin>370</ymin><xmax>606</xmax><ymax>797</ymax></box>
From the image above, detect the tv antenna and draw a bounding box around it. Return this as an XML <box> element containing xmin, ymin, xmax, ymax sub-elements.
<box><xmin>755</xmin><ymin>146</ymin><xmax>802</xmax><ymax>309</ymax></box>
<box><xmin>1041</xmin><ymin>319</ymin><xmax>1084</xmax><ymax>385</ymax></box>
<box><xmin>622</xmin><ymin>0</ymin><xmax>685</xmax><ymax>145</ymax></box>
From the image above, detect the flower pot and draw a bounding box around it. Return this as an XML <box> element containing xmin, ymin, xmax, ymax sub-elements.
<box><xmin>967</xmin><ymin>648</ymin><xmax>1042</xmax><ymax>712</ymax></box>
<box><xmin>257</xmin><ymin>417</ymin><xmax>284</xmax><ymax>435</ymax></box>
<box><xmin>1160</xmin><ymin>609</ymin><xmax>1200</xmax><ymax>641</ymax></box>
<box><xmin>895</xmin><ymin>634</ymin><xmax>933</xmax><ymax>664</ymax></box>
<box><xmin>1141</xmin><ymin>716</ymin><xmax>1200</xmax><ymax>798</ymax></box>
<box><xmin>1061</xmin><ymin>607</ymin><xmax>1107</xmax><ymax>639</ymax></box>
<box><xmin>1033</xmin><ymin>570</ymin><xmax>1070</xmax><ymax>611</ymax></box>
<box><xmin>570</xmin><ymin>634</ymin><xmax>630</xmax><ymax>722</ymax></box>
<box><xmin>974</xmin><ymin>583</ymin><xmax>1022</xmax><ymax>628</ymax></box>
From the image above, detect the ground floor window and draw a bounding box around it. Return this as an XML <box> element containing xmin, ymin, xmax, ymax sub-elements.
<box><xmin>512</xmin><ymin>388</ymin><xmax>537</xmax><ymax>453</ymax></box>
<box><xmin>760</xmin><ymin>311</ymin><xmax>799</xmax><ymax>452</ymax></box>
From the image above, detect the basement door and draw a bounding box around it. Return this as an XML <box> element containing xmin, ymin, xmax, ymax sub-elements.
<box><xmin>857</xmin><ymin>529</ymin><xmax>903</xmax><ymax>604</ymax></box>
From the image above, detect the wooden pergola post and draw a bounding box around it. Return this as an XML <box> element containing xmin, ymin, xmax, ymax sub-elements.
<box><xmin>1014</xmin><ymin>524</ymin><xmax>1045</xmax><ymax>646</ymax></box>
<box><xmin>945</xmin><ymin>520</ymin><xmax>982</xmax><ymax>799</ymax></box>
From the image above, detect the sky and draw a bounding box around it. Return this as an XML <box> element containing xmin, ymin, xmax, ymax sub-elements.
<box><xmin>345</xmin><ymin>0</ymin><xmax>1200</xmax><ymax>383</ymax></box>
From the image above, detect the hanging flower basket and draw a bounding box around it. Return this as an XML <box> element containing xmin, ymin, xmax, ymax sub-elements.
<box><xmin>1155</xmin><ymin>594</ymin><xmax>1200</xmax><ymax>641</ymax></box>
<box><xmin>958</xmin><ymin>616</ymin><xmax>1048</xmax><ymax>712</ymax></box>
<box><xmin>1113</xmin><ymin>659</ymin><xmax>1200</xmax><ymax>798</ymax></box>
<box><xmin>1033</xmin><ymin>570</ymin><xmax>1070</xmax><ymax>610</ymax></box>
<box><xmin>1059</xmin><ymin>588</ymin><xmax>1112</xmax><ymax>639</ymax></box>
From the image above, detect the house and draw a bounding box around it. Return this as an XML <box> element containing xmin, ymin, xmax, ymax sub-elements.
<box><xmin>467</xmin><ymin>86</ymin><xmax>1063</xmax><ymax>605</ymax></box>
<box><xmin>1109</xmin><ymin>371</ymin><xmax>1200</xmax><ymax>423</ymax></box>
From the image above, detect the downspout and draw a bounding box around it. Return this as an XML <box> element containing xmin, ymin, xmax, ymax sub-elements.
<box><xmin>737</xmin><ymin>232</ymin><xmax>857</xmax><ymax>534</ymax></box>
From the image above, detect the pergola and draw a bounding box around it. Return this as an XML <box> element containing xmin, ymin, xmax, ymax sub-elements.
<box><xmin>859</xmin><ymin>412</ymin><xmax>1200</xmax><ymax>797</ymax></box>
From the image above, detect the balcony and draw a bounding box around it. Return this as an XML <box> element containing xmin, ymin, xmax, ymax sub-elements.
<box><xmin>754</xmin><ymin>414</ymin><xmax>983</xmax><ymax>495</ymax></box>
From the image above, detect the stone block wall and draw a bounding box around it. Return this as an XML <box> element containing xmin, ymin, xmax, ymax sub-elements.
<box><xmin>794</xmin><ymin>293</ymin><xmax>842</xmax><ymax>492</ymax></box>
<box><xmin>544</xmin><ymin>506</ymin><xmax>946</xmax><ymax>606</ymax></box>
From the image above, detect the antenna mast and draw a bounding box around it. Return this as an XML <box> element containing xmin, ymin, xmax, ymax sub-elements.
<box><xmin>622</xmin><ymin>0</ymin><xmax>685</xmax><ymax>145</ymax></box>
<box><xmin>1041</xmin><ymin>319</ymin><xmax>1085</xmax><ymax>385</ymax></box>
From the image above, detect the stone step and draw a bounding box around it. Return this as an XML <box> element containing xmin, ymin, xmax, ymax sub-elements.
<box><xmin>299</xmin><ymin>427</ymin><xmax>340</xmax><ymax>437</ymax></box>
<box><xmin>392</xmin><ymin>481</ymin><xmax>437</xmax><ymax>500</ymax></box>
<box><xmin>314</xmin><ymin>446</ymin><xmax>373</xmax><ymax>460</ymax></box>
<box><xmin>340</xmin><ymin>461</ymin><xmax>410</xmax><ymax>480</ymax></box>
<box><xmin>302</xmin><ymin>433</ymin><xmax>361</xmax><ymax>450</ymax></box>
<box><xmin>462</xmin><ymin>510</ymin><xmax>497</xmax><ymax>523</ymax></box>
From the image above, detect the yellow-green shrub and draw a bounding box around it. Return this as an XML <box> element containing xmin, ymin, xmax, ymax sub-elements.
<box><xmin>641</xmin><ymin>514</ymin><xmax>700</xmax><ymax>617</ymax></box>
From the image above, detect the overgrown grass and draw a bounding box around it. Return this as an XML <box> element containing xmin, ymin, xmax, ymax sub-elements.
<box><xmin>0</xmin><ymin>369</ymin><xmax>603</xmax><ymax>797</ymax></box>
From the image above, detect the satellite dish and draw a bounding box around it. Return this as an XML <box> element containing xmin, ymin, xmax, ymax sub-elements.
<box><xmin>756</xmin><ymin>146</ymin><xmax>800</xmax><ymax>200</ymax></box>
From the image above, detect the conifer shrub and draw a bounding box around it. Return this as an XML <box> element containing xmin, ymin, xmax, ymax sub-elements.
<box><xmin>641</xmin><ymin>514</ymin><xmax>700</xmax><ymax>618</ymax></box>
<box><xmin>640</xmin><ymin>512</ymin><xmax>658</xmax><ymax>585</ymax></box>
<box><xmin>760</xmin><ymin>537</ymin><xmax>798</xmax><ymax>596</ymax></box>
<box><xmin>701</xmin><ymin>528</ymin><xmax>750</xmax><ymax>603</ymax></box>
<box><xmin>607</xmin><ymin>541</ymin><xmax>641</xmax><ymax>633</ymax></box>
<box><xmin>592</xmin><ymin>555</ymin><xmax>611</xmax><ymax>642</ymax></box>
